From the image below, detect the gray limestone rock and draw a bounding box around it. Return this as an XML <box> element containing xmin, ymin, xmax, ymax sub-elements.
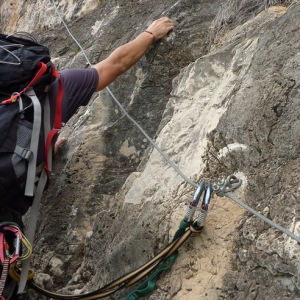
<box><xmin>1</xmin><ymin>0</ymin><xmax>300</xmax><ymax>300</ymax></box>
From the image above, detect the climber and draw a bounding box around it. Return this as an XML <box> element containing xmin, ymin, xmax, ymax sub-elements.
<box><xmin>2</xmin><ymin>17</ymin><xmax>174</xmax><ymax>218</ymax></box>
<box><xmin>0</xmin><ymin>16</ymin><xmax>174</xmax><ymax>300</ymax></box>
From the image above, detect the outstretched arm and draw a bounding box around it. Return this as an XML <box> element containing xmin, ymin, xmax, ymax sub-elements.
<box><xmin>92</xmin><ymin>17</ymin><xmax>174</xmax><ymax>91</ymax></box>
<box><xmin>55</xmin><ymin>18</ymin><xmax>173</xmax><ymax>153</ymax></box>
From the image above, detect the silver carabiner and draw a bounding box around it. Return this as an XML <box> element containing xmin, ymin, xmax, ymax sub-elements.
<box><xmin>13</xmin><ymin>235</ymin><xmax>21</xmax><ymax>256</ymax></box>
<box><xmin>184</xmin><ymin>182</ymin><xmax>206</xmax><ymax>222</ymax></box>
<box><xmin>196</xmin><ymin>183</ymin><xmax>212</xmax><ymax>228</ymax></box>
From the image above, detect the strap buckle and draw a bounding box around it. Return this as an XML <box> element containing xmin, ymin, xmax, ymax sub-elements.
<box><xmin>20</xmin><ymin>148</ymin><xmax>33</xmax><ymax>161</ymax></box>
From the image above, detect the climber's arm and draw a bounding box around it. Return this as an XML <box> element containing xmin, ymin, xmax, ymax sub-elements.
<box><xmin>92</xmin><ymin>17</ymin><xmax>174</xmax><ymax>92</ymax></box>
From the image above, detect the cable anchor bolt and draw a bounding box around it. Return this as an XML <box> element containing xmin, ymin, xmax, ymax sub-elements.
<box><xmin>212</xmin><ymin>174</ymin><xmax>242</xmax><ymax>197</ymax></box>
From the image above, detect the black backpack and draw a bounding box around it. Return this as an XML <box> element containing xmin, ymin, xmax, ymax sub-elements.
<box><xmin>0</xmin><ymin>33</ymin><xmax>63</xmax><ymax>299</ymax></box>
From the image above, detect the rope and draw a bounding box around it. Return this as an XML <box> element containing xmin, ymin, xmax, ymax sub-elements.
<box><xmin>105</xmin><ymin>88</ymin><xmax>198</xmax><ymax>188</ymax></box>
<box><xmin>16</xmin><ymin>221</ymin><xmax>199</xmax><ymax>299</ymax></box>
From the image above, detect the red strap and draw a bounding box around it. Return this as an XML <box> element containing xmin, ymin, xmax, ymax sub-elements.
<box><xmin>26</xmin><ymin>62</ymin><xmax>48</xmax><ymax>89</ymax></box>
<box><xmin>44</xmin><ymin>67</ymin><xmax>64</xmax><ymax>173</ymax></box>
<box><xmin>52</xmin><ymin>67</ymin><xmax>63</xmax><ymax>130</ymax></box>
<box><xmin>1</xmin><ymin>62</ymin><xmax>48</xmax><ymax>104</ymax></box>
<box><xmin>44</xmin><ymin>129</ymin><xmax>60</xmax><ymax>173</ymax></box>
<box><xmin>0</xmin><ymin>233</ymin><xmax>4</xmax><ymax>264</ymax></box>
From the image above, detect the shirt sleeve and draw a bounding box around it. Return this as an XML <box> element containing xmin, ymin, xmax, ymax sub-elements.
<box><xmin>55</xmin><ymin>67</ymin><xmax>99</xmax><ymax>123</ymax></box>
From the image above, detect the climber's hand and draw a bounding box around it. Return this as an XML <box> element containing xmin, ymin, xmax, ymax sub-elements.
<box><xmin>146</xmin><ymin>17</ymin><xmax>174</xmax><ymax>42</ymax></box>
<box><xmin>54</xmin><ymin>137</ymin><xmax>67</xmax><ymax>155</ymax></box>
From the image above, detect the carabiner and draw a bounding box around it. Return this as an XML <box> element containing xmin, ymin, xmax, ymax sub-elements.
<box><xmin>196</xmin><ymin>183</ymin><xmax>212</xmax><ymax>229</ymax></box>
<box><xmin>0</xmin><ymin>225</ymin><xmax>22</xmax><ymax>263</ymax></box>
<box><xmin>184</xmin><ymin>182</ymin><xmax>206</xmax><ymax>222</ymax></box>
<box><xmin>13</xmin><ymin>235</ymin><xmax>21</xmax><ymax>256</ymax></box>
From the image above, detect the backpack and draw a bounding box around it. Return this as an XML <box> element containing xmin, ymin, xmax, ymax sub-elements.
<box><xmin>0</xmin><ymin>33</ymin><xmax>63</xmax><ymax>299</ymax></box>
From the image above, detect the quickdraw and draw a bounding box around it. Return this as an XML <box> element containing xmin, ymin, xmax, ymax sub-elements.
<box><xmin>0</xmin><ymin>224</ymin><xmax>32</xmax><ymax>264</ymax></box>
<box><xmin>2</xmin><ymin>175</ymin><xmax>242</xmax><ymax>300</ymax></box>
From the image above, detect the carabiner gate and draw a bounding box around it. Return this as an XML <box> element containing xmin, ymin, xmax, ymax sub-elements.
<box><xmin>184</xmin><ymin>182</ymin><xmax>206</xmax><ymax>222</ymax></box>
<box><xmin>195</xmin><ymin>183</ymin><xmax>212</xmax><ymax>229</ymax></box>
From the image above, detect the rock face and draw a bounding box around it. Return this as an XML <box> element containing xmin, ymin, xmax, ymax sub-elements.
<box><xmin>1</xmin><ymin>0</ymin><xmax>300</xmax><ymax>299</ymax></box>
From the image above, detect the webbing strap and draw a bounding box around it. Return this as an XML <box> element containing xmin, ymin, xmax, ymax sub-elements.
<box><xmin>17</xmin><ymin>169</ymin><xmax>48</xmax><ymax>295</ymax></box>
<box><xmin>24</xmin><ymin>88</ymin><xmax>42</xmax><ymax>197</ymax></box>
<box><xmin>43</xmin><ymin>94</ymin><xmax>52</xmax><ymax>171</ymax></box>
<box><xmin>44</xmin><ymin>94</ymin><xmax>51</xmax><ymax>142</ymax></box>
<box><xmin>1</xmin><ymin>62</ymin><xmax>48</xmax><ymax>105</ymax></box>
<box><xmin>123</xmin><ymin>220</ymin><xmax>191</xmax><ymax>300</ymax></box>
<box><xmin>44</xmin><ymin>130</ymin><xmax>59</xmax><ymax>172</ymax></box>
<box><xmin>14</xmin><ymin>145</ymin><xmax>33</xmax><ymax>161</ymax></box>
<box><xmin>124</xmin><ymin>254</ymin><xmax>178</xmax><ymax>300</ymax></box>
<box><xmin>35</xmin><ymin>163</ymin><xmax>44</xmax><ymax>183</ymax></box>
<box><xmin>0</xmin><ymin>258</ymin><xmax>9</xmax><ymax>297</ymax></box>
<box><xmin>18</xmin><ymin>66</ymin><xmax>63</xmax><ymax>294</ymax></box>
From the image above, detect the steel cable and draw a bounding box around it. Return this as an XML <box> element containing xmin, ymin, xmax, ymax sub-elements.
<box><xmin>225</xmin><ymin>193</ymin><xmax>300</xmax><ymax>244</ymax></box>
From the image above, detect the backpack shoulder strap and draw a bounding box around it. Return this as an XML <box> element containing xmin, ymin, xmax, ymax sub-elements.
<box><xmin>23</xmin><ymin>88</ymin><xmax>42</xmax><ymax>197</ymax></box>
<box><xmin>18</xmin><ymin>67</ymin><xmax>64</xmax><ymax>295</ymax></box>
<box><xmin>17</xmin><ymin>169</ymin><xmax>48</xmax><ymax>295</ymax></box>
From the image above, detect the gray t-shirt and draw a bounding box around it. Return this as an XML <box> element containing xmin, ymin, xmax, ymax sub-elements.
<box><xmin>12</xmin><ymin>67</ymin><xmax>99</xmax><ymax>215</ymax></box>
<box><xmin>49</xmin><ymin>67</ymin><xmax>99</xmax><ymax>124</ymax></box>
